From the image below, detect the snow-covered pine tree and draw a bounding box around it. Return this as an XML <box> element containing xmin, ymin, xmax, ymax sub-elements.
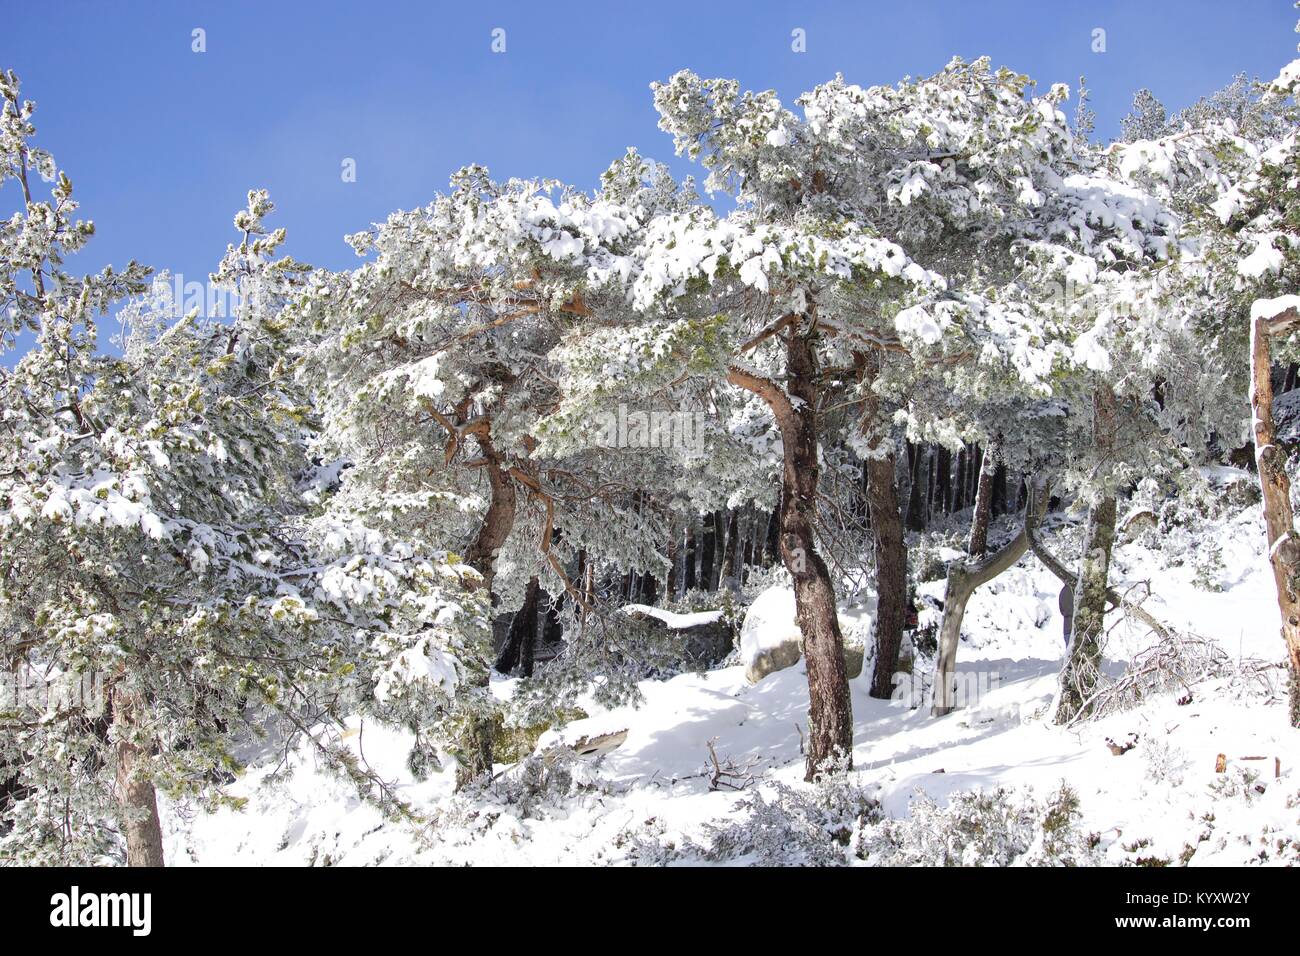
<box><xmin>294</xmin><ymin>156</ymin><xmax>725</xmax><ymax>780</ymax></box>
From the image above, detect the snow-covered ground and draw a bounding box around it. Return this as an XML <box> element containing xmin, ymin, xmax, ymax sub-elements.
<box><xmin>161</xmin><ymin>504</ymin><xmax>1299</xmax><ymax>866</ymax></box>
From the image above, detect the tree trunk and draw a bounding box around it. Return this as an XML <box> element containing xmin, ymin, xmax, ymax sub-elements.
<box><xmin>495</xmin><ymin>575</ymin><xmax>541</xmax><ymax>674</ymax></box>
<box><xmin>1250</xmin><ymin>302</ymin><xmax>1300</xmax><ymax>726</ymax></box>
<box><xmin>1055</xmin><ymin>384</ymin><xmax>1118</xmax><ymax>724</ymax></box>
<box><xmin>665</xmin><ymin>530</ymin><xmax>678</xmax><ymax>599</ymax></box>
<box><xmin>701</xmin><ymin>512</ymin><xmax>718</xmax><ymax>592</ymax></box>
<box><xmin>640</xmin><ymin>565</ymin><xmax>658</xmax><ymax>605</ymax></box>
<box><xmin>856</xmin><ymin>351</ymin><xmax>910</xmax><ymax>700</ymax></box>
<box><xmin>906</xmin><ymin>442</ymin><xmax>927</xmax><ymax>532</ymax></box>
<box><xmin>459</xmin><ymin>446</ymin><xmax>517</xmax><ymax>787</ymax></box>
<box><xmin>728</xmin><ymin>329</ymin><xmax>853</xmax><ymax>780</ymax></box>
<box><xmin>683</xmin><ymin>521</ymin><xmax>697</xmax><ymax>592</ymax></box>
<box><xmin>764</xmin><ymin>503</ymin><xmax>781</xmax><ymax>566</ymax></box>
<box><xmin>935</xmin><ymin>446</ymin><xmax>952</xmax><ymax>515</ymax></box>
<box><xmin>968</xmin><ymin>438</ymin><xmax>999</xmax><ymax>557</ymax></box>
<box><xmin>543</xmin><ymin>591</ymin><xmax>564</xmax><ymax>645</ymax></box>
<box><xmin>991</xmin><ymin>460</ymin><xmax>1008</xmax><ymax>517</ymax></box>
<box><xmin>112</xmin><ymin>684</ymin><xmax>164</xmax><ymax>867</ymax></box>
<box><xmin>933</xmin><ymin>484</ymin><xmax>1047</xmax><ymax>715</ymax></box>
<box><xmin>719</xmin><ymin>510</ymin><xmax>740</xmax><ymax>591</ymax></box>
<box><xmin>953</xmin><ymin>447</ymin><xmax>967</xmax><ymax>513</ymax></box>
<box><xmin>866</xmin><ymin>451</ymin><xmax>909</xmax><ymax>699</ymax></box>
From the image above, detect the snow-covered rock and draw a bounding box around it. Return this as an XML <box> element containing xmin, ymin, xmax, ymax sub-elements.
<box><xmin>740</xmin><ymin>585</ymin><xmax>866</xmax><ymax>683</ymax></box>
<box><xmin>623</xmin><ymin>603</ymin><xmax>734</xmax><ymax>667</ymax></box>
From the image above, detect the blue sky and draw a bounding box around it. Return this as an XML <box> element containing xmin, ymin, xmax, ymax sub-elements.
<box><xmin>2</xmin><ymin>0</ymin><xmax>1297</xmax><ymax>288</ymax></box>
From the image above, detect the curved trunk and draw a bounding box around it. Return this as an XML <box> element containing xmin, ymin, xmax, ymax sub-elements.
<box><xmin>112</xmin><ymin>684</ymin><xmax>164</xmax><ymax>867</ymax></box>
<box><xmin>932</xmin><ymin>483</ymin><xmax>1046</xmax><ymax>716</ymax></box>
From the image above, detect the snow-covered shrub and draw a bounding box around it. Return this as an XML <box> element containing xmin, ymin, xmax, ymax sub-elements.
<box><xmin>1142</xmin><ymin>737</ymin><xmax>1191</xmax><ymax>787</ymax></box>
<box><xmin>698</xmin><ymin>756</ymin><xmax>882</xmax><ymax>866</ymax></box>
<box><xmin>862</xmin><ymin>783</ymin><xmax>1100</xmax><ymax>866</ymax></box>
<box><xmin>1207</xmin><ymin>766</ymin><xmax>1264</xmax><ymax>804</ymax></box>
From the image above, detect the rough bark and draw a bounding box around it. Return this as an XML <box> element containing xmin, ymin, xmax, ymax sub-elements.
<box><xmin>855</xmin><ymin>351</ymin><xmax>910</xmax><ymax>700</ymax></box>
<box><xmin>728</xmin><ymin>329</ymin><xmax>853</xmax><ymax>780</ymax></box>
<box><xmin>933</xmin><ymin>484</ymin><xmax>1047</xmax><ymax>716</ymax></box>
<box><xmin>968</xmin><ymin>439</ymin><xmax>998</xmax><ymax>556</ymax></box>
<box><xmin>1055</xmin><ymin>384</ymin><xmax>1118</xmax><ymax>724</ymax></box>
<box><xmin>112</xmin><ymin>684</ymin><xmax>164</xmax><ymax>867</ymax></box>
<box><xmin>1250</xmin><ymin>303</ymin><xmax>1300</xmax><ymax>726</ymax></box>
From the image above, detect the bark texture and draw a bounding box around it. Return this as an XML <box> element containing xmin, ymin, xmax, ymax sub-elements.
<box><xmin>858</xmin><ymin>351</ymin><xmax>909</xmax><ymax>700</ymax></box>
<box><xmin>968</xmin><ymin>439</ymin><xmax>999</xmax><ymax>557</ymax></box>
<box><xmin>866</xmin><ymin>452</ymin><xmax>908</xmax><ymax>699</ymax></box>
<box><xmin>112</xmin><ymin>684</ymin><xmax>164</xmax><ymax>867</ymax></box>
<box><xmin>1250</xmin><ymin>304</ymin><xmax>1300</xmax><ymax>726</ymax></box>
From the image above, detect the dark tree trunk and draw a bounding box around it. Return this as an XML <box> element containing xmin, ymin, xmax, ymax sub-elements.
<box><xmin>968</xmin><ymin>438</ymin><xmax>999</xmax><ymax>557</ymax></box>
<box><xmin>495</xmin><ymin>575</ymin><xmax>541</xmax><ymax>674</ymax></box>
<box><xmin>719</xmin><ymin>510</ymin><xmax>740</xmax><ymax>590</ymax></box>
<box><xmin>664</xmin><ymin>531</ymin><xmax>678</xmax><ymax>600</ymax></box>
<box><xmin>953</xmin><ymin>447</ymin><xmax>967</xmax><ymax>513</ymax></box>
<box><xmin>1055</xmin><ymin>384</ymin><xmax>1118</xmax><ymax>724</ymax></box>
<box><xmin>701</xmin><ymin>512</ymin><xmax>718</xmax><ymax>592</ymax></box>
<box><xmin>935</xmin><ymin>446</ymin><xmax>951</xmax><ymax>515</ymax></box>
<box><xmin>991</xmin><ymin>460</ymin><xmax>1008</xmax><ymax>517</ymax></box>
<box><xmin>684</xmin><ymin>521</ymin><xmax>698</xmax><ymax>592</ymax></box>
<box><xmin>113</xmin><ymin>684</ymin><xmax>164</xmax><ymax>867</ymax></box>
<box><xmin>866</xmin><ymin>452</ymin><xmax>908</xmax><ymax>700</ymax></box>
<box><xmin>858</xmin><ymin>352</ymin><xmax>910</xmax><ymax>701</ymax></box>
<box><xmin>640</xmin><ymin>566</ymin><xmax>658</xmax><ymax>605</ymax></box>
<box><xmin>765</xmin><ymin>503</ymin><xmax>781</xmax><ymax>566</ymax></box>
<box><xmin>906</xmin><ymin>442</ymin><xmax>926</xmax><ymax>532</ymax></box>
<box><xmin>543</xmin><ymin>592</ymin><xmax>564</xmax><ymax>645</ymax></box>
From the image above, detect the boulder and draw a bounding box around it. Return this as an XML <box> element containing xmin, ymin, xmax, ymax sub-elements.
<box><xmin>623</xmin><ymin>604</ymin><xmax>735</xmax><ymax>669</ymax></box>
<box><xmin>741</xmin><ymin>585</ymin><xmax>866</xmax><ymax>683</ymax></box>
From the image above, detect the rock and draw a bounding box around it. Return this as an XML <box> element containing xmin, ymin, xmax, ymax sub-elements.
<box><xmin>740</xmin><ymin>585</ymin><xmax>867</xmax><ymax>683</ymax></box>
<box><xmin>842</xmin><ymin>642</ymin><xmax>865</xmax><ymax>679</ymax></box>
<box><xmin>623</xmin><ymin>605</ymin><xmax>735</xmax><ymax>669</ymax></box>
